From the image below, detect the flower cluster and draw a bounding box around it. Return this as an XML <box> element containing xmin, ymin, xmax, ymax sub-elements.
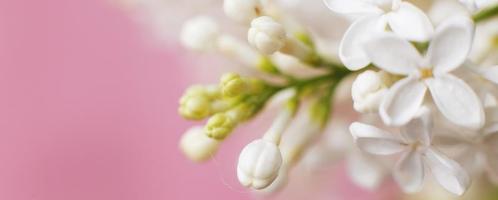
<box><xmin>172</xmin><ymin>0</ymin><xmax>498</xmax><ymax>198</ymax></box>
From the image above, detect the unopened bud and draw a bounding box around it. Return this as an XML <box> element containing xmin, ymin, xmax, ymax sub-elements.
<box><xmin>180</xmin><ymin>16</ymin><xmax>220</xmax><ymax>51</ymax></box>
<box><xmin>205</xmin><ymin>113</ymin><xmax>236</xmax><ymax>140</ymax></box>
<box><xmin>351</xmin><ymin>70</ymin><xmax>393</xmax><ymax>113</ymax></box>
<box><xmin>220</xmin><ymin>73</ymin><xmax>247</xmax><ymax>98</ymax></box>
<box><xmin>237</xmin><ymin>139</ymin><xmax>283</xmax><ymax>190</ymax></box>
<box><xmin>179</xmin><ymin>94</ymin><xmax>211</xmax><ymax>120</ymax></box>
<box><xmin>179</xmin><ymin>126</ymin><xmax>220</xmax><ymax>162</ymax></box>
<box><xmin>248</xmin><ymin>16</ymin><xmax>286</xmax><ymax>54</ymax></box>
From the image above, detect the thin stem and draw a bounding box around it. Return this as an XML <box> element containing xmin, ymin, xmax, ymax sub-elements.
<box><xmin>473</xmin><ymin>4</ymin><xmax>498</xmax><ymax>23</ymax></box>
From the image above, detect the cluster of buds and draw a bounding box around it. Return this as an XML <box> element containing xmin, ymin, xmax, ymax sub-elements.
<box><xmin>172</xmin><ymin>0</ymin><xmax>498</xmax><ymax>198</ymax></box>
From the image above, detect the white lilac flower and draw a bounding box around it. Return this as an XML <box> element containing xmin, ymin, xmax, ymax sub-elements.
<box><xmin>324</xmin><ymin>0</ymin><xmax>434</xmax><ymax>70</ymax></box>
<box><xmin>363</xmin><ymin>16</ymin><xmax>485</xmax><ymax>129</ymax></box>
<box><xmin>351</xmin><ymin>70</ymin><xmax>395</xmax><ymax>113</ymax></box>
<box><xmin>179</xmin><ymin>126</ymin><xmax>221</xmax><ymax>162</ymax></box>
<box><xmin>349</xmin><ymin>110</ymin><xmax>471</xmax><ymax>195</ymax></box>
<box><xmin>434</xmin><ymin>107</ymin><xmax>498</xmax><ymax>185</ymax></box>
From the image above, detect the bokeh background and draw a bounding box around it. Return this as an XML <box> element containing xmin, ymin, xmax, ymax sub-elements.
<box><xmin>0</xmin><ymin>0</ymin><xmax>403</xmax><ymax>199</ymax></box>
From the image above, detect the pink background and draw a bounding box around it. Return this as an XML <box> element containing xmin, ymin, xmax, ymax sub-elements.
<box><xmin>0</xmin><ymin>0</ymin><xmax>253</xmax><ymax>199</ymax></box>
<box><xmin>0</xmin><ymin>0</ymin><xmax>398</xmax><ymax>199</ymax></box>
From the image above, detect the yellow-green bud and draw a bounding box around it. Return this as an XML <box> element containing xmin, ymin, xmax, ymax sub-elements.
<box><xmin>221</xmin><ymin>73</ymin><xmax>247</xmax><ymax>98</ymax></box>
<box><xmin>205</xmin><ymin>113</ymin><xmax>236</xmax><ymax>140</ymax></box>
<box><xmin>179</xmin><ymin>95</ymin><xmax>211</xmax><ymax>120</ymax></box>
<box><xmin>179</xmin><ymin>85</ymin><xmax>213</xmax><ymax>120</ymax></box>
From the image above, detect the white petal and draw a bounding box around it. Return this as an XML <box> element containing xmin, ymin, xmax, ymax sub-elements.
<box><xmin>363</xmin><ymin>33</ymin><xmax>422</xmax><ymax>75</ymax></box>
<box><xmin>347</xmin><ymin>150</ymin><xmax>386</xmax><ymax>190</ymax></box>
<box><xmin>424</xmin><ymin>148</ymin><xmax>471</xmax><ymax>196</ymax></box>
<box><xmin>428</xmin><ymin>16</ymin><xmax>474</xmax><ymax>74</ymax></box>
<box><xmin>426</xmin><ymin>74</ymin><xmax>484</xmax><ymax>130</ymax></box>
<box><xmin>380</xmin><ymin>76</ymin><xmax>427</xmax><ymax>126</ymax></box>
<box><xmin>386</xmin><ymin>2</ymin><xmax>434</xmax><ymax>42</ymax></box>
<box><xmin>323</xmin><ymin>0</ymin><xmax>383</xmax><ymax>16</ymax></box>
<box><xmin>349</xmin><ymin>122</ymin><xmax>406</xmax><ymax>155</ymax></box>
<box><xmin>394</xmin><ymin>150</ymin><xmax>424</xmax><ymax>193</ymax></box>
<box><xmin>339</xmin><ymin>16</ymin><xmax>387</xmax><ymax>70</ymax></box>
<box><xmin>400</xmin><ymin>108</ymin><xmax>433</xmax><ymax>145</ymax></box>
<box><xmin>478</xmin><ymin>65</ymin><xmax>498</xmax><ymax>85</ymax></box>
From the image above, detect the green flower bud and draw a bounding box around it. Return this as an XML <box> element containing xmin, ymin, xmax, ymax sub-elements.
<box><xmin>221</xmin><ymin>73</ymin><xmax>247</xmax><ymax>98</ymax></box>
<box><xmin>205</xmin><ymin>113</ymin><xmax>236</xmax><ymax>140</ymax></box>
<box><xmin>179</xmin><ymin>95</ymin><xmax>211</xmax><ymax>120</ymax></box>
<box><xmin>178</xmin><ymin>85</ymin><xmax>213</xmax><ymax>120</ymax></box>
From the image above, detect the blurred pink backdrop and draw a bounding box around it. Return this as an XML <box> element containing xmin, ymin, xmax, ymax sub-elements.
<box><xmin>0</xmin><ymin>0</ymin><xmax>254</xmax><ymax>199</ymax></box>
<box><xmin>0</xmin><ymin>0</ymin><xmax>400</xmax><ymax>200</ymax></box>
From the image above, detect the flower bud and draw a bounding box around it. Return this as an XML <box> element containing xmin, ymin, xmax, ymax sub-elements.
<box><xmin>204</xmin><ymin>113</ymin><xmax>236</xmax><ymax>140</ymax></box>
<box><xmin>223</xmin><ymin>0</ymin><xmax>263</xmax><ymax>24</ymax></box>
<box><xmin>180</xmin><ymin>16</ymin><xmax>220</xmax><ymax>51</ymax></box>
<box><xmin>179</xmin><ymin>126</ymin><xmax>220</xmax><ymax>162</ymax></box>
<box><xmin>351</xmin><ymin>70</ymin><xmax>392</xmax><ymax>113</ymax></box>
<box><xmin>179</xmin><ymin>86</ymin><xmax>212</xmax><ymax>120</ymax></box>
<box><xmin>237</xmin><ymin>139</ymin><xmax>283</xmax><ymax>190</ymax></box>
<box><xmin>220</xmin><ymin>73</ymin><xmax>247</xmax><ymax>98</ymax></box>
<box><xmin>248</xmin><ymin>16</ymin><xmax>286</xmax><ymax>54</ymax></box>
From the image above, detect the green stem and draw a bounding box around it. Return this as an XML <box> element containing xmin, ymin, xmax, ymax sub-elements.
<box><xmin>473</xmin><ymin>4</ymin><xmax>498</xmax><ymax>23</ymax></box>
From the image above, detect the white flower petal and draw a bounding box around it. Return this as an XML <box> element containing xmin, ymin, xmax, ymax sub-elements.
<box><xmin>363</xmin><ymin>33</ymin><xmax>422</xmax><ymax>75</ymax></box>
<box><xmin>424</xmin><ymin>148</ymin><xmax>471</xmax><ymax>196</ymax></box>
<box><xmin>478</xmin><ymin>65</ymin><xmax>498</xmax><ymax>85</ymax></box>
<box><xmin>426</xmin><ymin>74</ymin><xmax>484</xmax><ymax>130</ymax></box>
<box><xmin>349</xmin><ymin>122</ymin><xmax>406</xmax><ymax>155</ymax></box>
<box><xmin>394</xmin><ymin>150</ymin><xmax>424</xmax><ymax>193</ymax></box>
<box><xmin>380</xmin><ymin>76</ymin><xmax>427</xmax><ymax>126</ymax></box>
<box><xmin>400</xmin><ymin>109</ymin><xmax>433</xmax><ymax>145</ymax></box>
<box><xmin>323</xmin><ymin>0</ymin><xmax>383</xmax><ymax>16</ymax></box>
<box><xmin>347</xmin><ymin>150</ymin><xmax>386</xmax><ymax>190</ymax></box>
<box><xmin>386</xmin><ymin>2</ymin><xmax>434</xmax><ymax>42</ymax></box>
<box><xmin>428</xmin><ymin>16</ymin><xmax>474</xmax><ymax>74</ymax></box>
<box><xmin>339</xmin><ymin>16</ymin><xmax>387</xmax><ymax>70</ymax></box>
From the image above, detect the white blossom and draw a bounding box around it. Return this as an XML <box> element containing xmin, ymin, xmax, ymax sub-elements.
<box><xmin>350</xmin><ymin>110</ymin><xmax>471</xmax><ymax>195</ymax></box>
<box><xmin>363</xmin><ymin>16</ymin><xmax>485</xmax><ymax>129</ymax></box>
<box><xmin>324</xmin><ymin>0</ymin><xmax>434</xmax><ymax>70</ymax></box>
